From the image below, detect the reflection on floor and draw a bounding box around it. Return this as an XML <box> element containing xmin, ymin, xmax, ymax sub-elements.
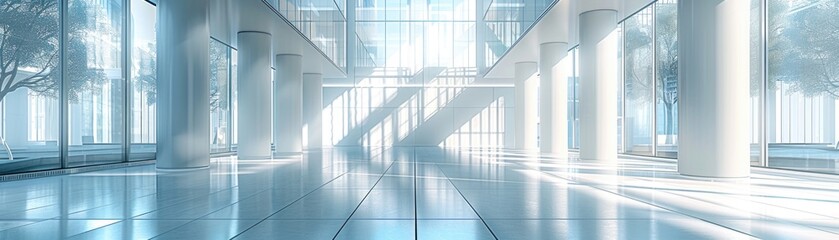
<box><xmin>0</xmin><ymin>147</ymin><xmax>838</xmax><ymax>239</ymax></box>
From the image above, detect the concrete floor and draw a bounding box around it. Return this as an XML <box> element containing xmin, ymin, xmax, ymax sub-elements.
<box><xmin>0</xmin><ymin>147</ymin><xmax>838</xmax><ymax>239</ymax></box>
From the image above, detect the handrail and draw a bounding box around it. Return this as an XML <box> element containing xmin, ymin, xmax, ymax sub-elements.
<box><xmin>0</xmin><ymin>136</ymin><xmax>12</xmax><ymax>161</ymax></box>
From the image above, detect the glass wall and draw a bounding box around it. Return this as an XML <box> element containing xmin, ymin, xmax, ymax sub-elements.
<box><xmin>0</xmin><ymin>0</ymin><xmax>62</xmax><ymax>174</ymax></box>
<box><xmin>320</xmin><ymin>0</ymin><xmax>506</xmax><ymax>148</ymax></box>
<box><xmin>0</xmin><ymin>0</ymin><xmax>156</xmax><ymax>174</ymax></box>
<box><xmin>231</xmin><ymin>49</ymin><xmax>239</xmax><ymax>148</ymax></box>
<box><xmin>270</xmin><ymin>0</ymin><xmax>347</xmax><ymax>69</ymax></box>
<box><xmin>568</xmin><ymin>47</ymin><xmax>580</xmax><ymax>149</ymax></box>
<box><xmin>610</xmin><ymin>0</ymin><xmax>839</xmax><ymax>174</ymax></box>
<box><xmin>483</xmin><ymin>0</ymin><xmax>555</xmax><ymax>68</ymax></box>
<box><xmin>66</xmin><ymin>0</ymin><xmax>125</xmax><ymax>167</ymax></box>
<box><xmin>761</xmin><ymin>0</ymin><xmax>839</xmax><ymax>174</ymax></box>
<box><xmin>655</xmin><ymin>0</ymin><xmax>678</xmax><ymax>157</ymax></box>
<box><xmin>619</xmin><ymin>1</ymin><xmax>679</xmax><ymax>158</ymax></box>
<box><xmin>129</xmin><ymin>0</ymin><xmax>157</xmax><ymax>161</ymax></box>
<box><xmin>623</xmin><ymin>7</ymin><xmax>654</xmax><ymax>156</ymax></box>
<box><xmin>750</xmin><ymin>0</ymin><xmax>762</xmax><ymax>165</ymax></box>
<box><xmin>210</xmin><ymin>40</ymin><xmax>232</xmax><ymax>153</ymax></box>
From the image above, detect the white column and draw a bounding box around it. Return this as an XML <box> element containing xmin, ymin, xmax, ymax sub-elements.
<box><xmin>578</xmin><ymin>9</ymin><xmax>618</xmax><ymax>161</ymax></box>
<box><xmin>303</xmin><ymin>73</ymin><xmax>323</xmax><ymax>149</ymax></box>
<box><xmin>157</xmin><ymin>0</ymin><xmax>210</xmax><ymax>169</ymax></box>
<box><xmin>515</xmin><ymin>62</ymin><xmax>538</xmax><ymax>150</ymax></box>
<box><xmin>539</xmin><ymin>42</ymin><xmax>569</xmax><ymax>155</ymax></box>
<box><xmin>237</xmin><ymin>31</ymin><xmax>273</xmax><ymax>159</ymax></box>
<box><xmin>274</xmin><ymin>54</ymin><xmax>303</xmax><ymax>154</ymax></box>
<box><xmin>678</xmin><ymin>0</ymin><xmax>750</xmax><ymax>178</ymax></box>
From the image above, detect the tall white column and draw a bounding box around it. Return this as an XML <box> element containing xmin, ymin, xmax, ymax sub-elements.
<box><xmin>237</xmin><ymin>31</ymin><xmax>273</xmax><ymax>159</ymax></box>
<box><xmin>157</xmin><ymin>0</ymin><xmax>210</xmax><ymax>169</ymax></box>
<box><xmin>274</xmin><ymin>54</ymin><xmax>303</xmax><ymax>154</ymax></box>
<box><xmin>578</xmin><ymin>9</ymin><xmax>618</xmax><ymax>161</ymax></box>
<box><xmin>303</xmin><ymin>73</ymin><xmax>323</xmax><ymax>149</ymax></box>
<box><xmin>539</xmin><ymin>42</ymin><xmax>569</xmax><ymax>155</ymax></box>
<box><xmin>678</xmin><ymin>0</ymin><xmax>750</xmax><ymax>178</ymax></box>
<box><xmin>515</xmin><ymin>62</ymin><xmax>539</xmax><ymax>150</ymax></box>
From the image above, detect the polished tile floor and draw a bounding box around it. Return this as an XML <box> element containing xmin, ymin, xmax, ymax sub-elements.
<box><xmin>1</xmin><ymin>147</ymin><xmax>839</xmax><ymax>239</ymax></box>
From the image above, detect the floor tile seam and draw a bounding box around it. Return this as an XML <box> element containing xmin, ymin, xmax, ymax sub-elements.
<box><xmin>0</xmin><ymin>192</ymin><xmax>91</xmax><ymax>208</ymax></box>
<box><xmin>62</xmin><ymin>218</ymin><xmax>126</xmax><ymax>239</ymax></box>
<box><xmin>135</xmin><ymin>185</ymin><xmax>259</xmax><ymax>209</ymax></box>
<box><xmin>58</xmin><ymin>191</ymin><xmax>171</xmax><ymax>219</ymax></box>
<box><xmin>519</xmin><ymin>162</ymin><xmax>762</xmax><ymax>238</ymax></box>
<box><xmin>0</xmin><ymin>202</ymin><xmax>60</xmax><ymax>219</ymax></box>
<box><xmin>0</xmin><ymin>189</ymin><xmax>163</xmax><ymax>221</ymax></box>
<box><xmin>226</xmin><ymin>167</ymin><xmax>357</xmax><ymax>240</ymax></box>
<box><xmin>335</xmin><ymin>217</ymin><xmax>417</xmax><ymax>220</ymax></box>
<box><xmin>149</xmin><ymin>182</ymin><xmax>329</xmax><ymax>240</ymax></box>
<box><xmin>0</xmin><ymin>189</ymin><xmax>162</xmax><ymax>218</ymax></box>
<box><xmin>654</xmin><ymin>187</ymin><xmax>839</xmax><ymax>236</ymax></box>
<box><xmin>630</xmin><ymin>176</ymin><xmax>839</xmax><ymax>221</ymax></box>
<box><xmin>0</xmin><ymin>219</ymin><xmax>54</xmax><ymax>235</ymax></box>
<box><xmin>331</xmin><ymin>159</ymin><xmax>399</xmax><ymax>240</ymax></box>
<box><xmin>615</xmin><ymin>171</ymin><xmax>839</xmax><ymax>196</ymax></box>
<box><xmin>0</xmin><ymin>218</ymin><xmax>57</xmax><ymax>221</ymax></box>
<box><xmin>130</xmin><ymin>186</ymin><xmax>274</xmax><ymax>220</ymax></box>
<box><xmin>436</xmin><ymin>164</ymin><xmax>499</xmax><ymax>240</ymax></box>
<box><xmin>480</xmin><ymin>217</ymin><xmax>700</xmax><ymax>220</ymax></box>
<box><xmin>751</xmin><ymin>168</ymin><xmax>839</xmax><ymax>182</ymax></box>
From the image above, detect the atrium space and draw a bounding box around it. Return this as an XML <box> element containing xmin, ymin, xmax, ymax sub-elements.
<box><xmin>1</xmin><ymin>0</ymin><xmax>839</xmax><ymax>239</ymax></box>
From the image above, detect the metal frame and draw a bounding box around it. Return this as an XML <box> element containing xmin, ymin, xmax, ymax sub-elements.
<box><xmin>123</xmin><ymin>0</ymin><xmax>131</xmax><ymax>163</ymax></box>
<box><xmin>759</xmin><ymin>0</ymin><xmax>769</xmax><ymax>167</ymax></box>
<box><xmin>620</xmin><ymin>21</ymin><xmax>627</xmax><ymax>153</ymax></box>
<box><xmin>227</xmin><ymin>46</ymin><xmax>234</xmax><ymax>153</ymax></box>
<box><xmin>59</xmin><ymin>0</ymin><xmax>69</xmax><ymax>169</ymax></box>
<box><xmin>651</xmin><ymin>3</ymin><xmax>659</xmax><ymax>156</ymax></box>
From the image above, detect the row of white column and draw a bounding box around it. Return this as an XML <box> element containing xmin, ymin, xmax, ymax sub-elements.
<box><xmin>514</xmin><ymin>0</ymin><xmax>750</xmax><ymax>178</ymax></box>
<box><xmin>156</xmin><ymin>0</ymin><xmax>322</xmax><ymax>170</ymax></box>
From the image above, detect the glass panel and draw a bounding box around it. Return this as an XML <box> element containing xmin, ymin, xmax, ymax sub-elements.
<box><xmin>210</xmin><ymin>40</ymin><xmax>230</xmax><ymax>153</ymax></box>
<box><xmin>655</xmin><ymin>0</ymin><xmax>678</xmax><ymax>158</ymax></box>
<box><xmin>571</xmin><ymin>48</ymin><xmax>580</xmax><ymax>149</ymax></box>
<box><xmin>767</xmin><ymin>0</ymin><xmax>839</xmax><ymax>174</ymax></box>
<box><xmin>623</xmin><ymin>7</ymin><xmax>654</xmax><ymax>156</ymax></box>
<box><xmin>129</xmin><ymin>0</ymin><xmax>156</xmax><ymax>161</ymax></box>
<box><xmin>276</xmin><ymin>0</ymin><xmax>346</xmax><ymax>69</ymax></box>
<box><xmin>67</xmin><ymin>0</ymin><xmax>125</xmax><ymax>167</ymax></box>
<box><xmin>616</xmin><ymin>25</ymin><xmax>624</xmax><ymax>152</ymax></box>
<box><xmin>750</xmin><ymin>0</ymin><xmax>762</xmax><ymax>165</ymax></box>
<box><xmin>483</xmin><ymin>0</ymin><xmax>554</xmax><ymax>67</ymax></box>
<box><xmin>231</xmin><ymin>49</ymin><xmax>238</xmax><ymax>148</ymax></box>
<box><xmin>0</xmin><ymin>0</ymin><xmax>62</xmax><ymax>174</ymax></box>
